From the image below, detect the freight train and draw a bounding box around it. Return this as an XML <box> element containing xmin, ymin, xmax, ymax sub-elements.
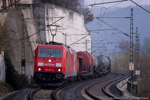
<box><xmin>33</xmin><ymin>42</ymin><xmax>111</xmax><ymax>86</ymax></box>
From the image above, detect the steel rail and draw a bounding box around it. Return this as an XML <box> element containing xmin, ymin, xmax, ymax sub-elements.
<box><xmin>85</xmin><ymin>73</ymin><xmax>127</xmax><ymax>100</ymax></box>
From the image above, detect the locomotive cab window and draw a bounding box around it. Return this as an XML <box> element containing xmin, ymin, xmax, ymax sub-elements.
<box><xmin>55</xmin><ymin>49</ymin><xmax>62</xmax><ymax>58</ymax></box>
<box><xmin>51</xmin><ymin>49</ymin><xmax>55</xmax><ymax>58</ymax></box>
<box><xmin>39</xmin><ymin>49</ymin><xmax>50</xmax><ymax>57</ymax></box>
<box><xmin>39</xmin><ymin>48</ymin><xmax>62</xmax><ymax>58</ymax></box>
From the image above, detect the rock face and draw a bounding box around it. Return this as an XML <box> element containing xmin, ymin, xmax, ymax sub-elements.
<box><xmin>3</xmin><ymin>2</ymin><xmax>91</xmax><ymax>76</ymax></box>
<box><xmin>32</xmin><ymin>4</ymin><xmax>91</xmax><ymax>51</ymax></box>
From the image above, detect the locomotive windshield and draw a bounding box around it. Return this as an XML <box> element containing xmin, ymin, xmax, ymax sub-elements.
<box><xmin>39</xmin><ymin>48</ymin><xmax>62</xmax><ymax>58</ymax></box>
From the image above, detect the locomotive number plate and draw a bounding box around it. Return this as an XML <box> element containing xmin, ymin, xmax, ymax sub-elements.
<box><xmin>45</xmin><ymin>69</ymin><xmax>54</xmax><ymax>71</ymax></box>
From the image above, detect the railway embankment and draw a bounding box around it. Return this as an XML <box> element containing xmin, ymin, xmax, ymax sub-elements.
<box><xmin>116</xmin><ymin>78</ymin><xmax>140</xmax><ymax>99</ymax></box>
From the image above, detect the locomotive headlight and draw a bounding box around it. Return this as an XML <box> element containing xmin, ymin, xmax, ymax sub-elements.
<box><xmin>56</xmin><ymin>63</ymin><xmax>62</xmax><ymax>67</ymax></box>
<box><xmin>58</xmin><ymin>69</ymin><xmax>61</xmax><ymax>72</ymax></box>
<box><xmin>38</xmin><ymin>68</ymin><xmax>41</xmax><ymax>71</ymax></box>
<box><xmin>38</xmin><ymin>62</ymin><xmax>43</xmax><ymax>66</ymax></box>
<box><xmin>48</xmin><ymin>60</ymin><xmax>51</xmax><ymax>62</ymax></box>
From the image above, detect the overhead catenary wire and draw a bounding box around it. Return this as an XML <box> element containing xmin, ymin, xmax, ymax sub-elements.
<box><xmin>95</xmin><ymin>7</ymin><xmax>131</xmax><ymax>49</ymax></box>
<box><xmin>89</xmin><ymin>0</ymin><xmax>128</xmax><ymax>6</ymax></box>
<box><xmin>92</xmin><ymin>2</ymin><xmax>129</xmax><ymax>55</ymax></box>
<box><xmin>20</xmin><ymin>17</ymin><xmax>64</xmax><ymax>41</ymax></box>
<box><xmin>68</xmin><ymin>34</ymin><xmax>89</xmax><ymax>46</ymax></box>
<box><xmin>89</xmin><ymin>0</ymin><xmax>150</xmax><ymax>56</ymax></box>
<box><xmin>89</xmin><ymin>0</ymin><xmax>150</xmax><ymax>14</ymax></box>
<box><xmin>96</xmin><ymin>17</ymin><xmax>130</xmax><ymax>37</ymax></box>
<box><xmin>66</xmin><ymin>34</ymin><xmax>89</xmax><ymax>36</ymax></box>
<box><xmin>91</xmin><ymin>41</ymin><xmax>126</xmax><ymax>54</ymax></box>
<box><xmin>58</xmin><ymin>31</ymin><xmax>90</xmax><ymax>46</ymax></box>
<box><xmin>112</xmin><ymin>32</ymin><xmax>129</xmax><ymax>41</ymax></box>
<box><xmin>92</xmin><ymin>43</ymin><xmax>106</xmax><ymax>54</ymax></box>
<box><xmin>105</xmin><ymin>0</ymin><xmax>143</xmax><ymax>16</ymax></box>
<box><xmin>96</xmin><ymin>17</ymin><xmax>131</xmax><ymax>19</ymax></box>
<box><xmin>99</xmin><ymin>5</ymin><xmax>109</xmax><ymax>44</ymax></box>
<box><xmin>106</xmin><ymin>1</ymin><xmax>123</xmax><ymax>9</ymax></box>
<box><xmin>104</xmin><ymin>0</ymin><xmax>145</xmax><ymax>16</ymax></box>
<box><xmin>88</xmin><ymin>29</ymin><xmax>116</xmax><ymax>32</ymax></box>
<box><xmin>57</xmin><ymin>31</ymin><xmax>80</xmax><ymax>41</ymax></box>
<box><xmin>87</xmin><ymin>40</ymin><xmax>103</xmax><ymax>52</ymax></box>
<box><xmin>75</xmin><ymin>41</ymin><xmax>91</xmax><ymax>44</ymax></box>
<box><xmin>130</xmin><ymin>0</ymin><xmax>150</xmax><ymax>14</ymax></box>
<box><xmin>67</xmin><ymin>25</ymin><xmax>90</xmax><ymax>34</ymax></box>
<box><xmin>63</xmin><ymin>22</ymin><xmax>92</xmax><ymax>43</ymax></box>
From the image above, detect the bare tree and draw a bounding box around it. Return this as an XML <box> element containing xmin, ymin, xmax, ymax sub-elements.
<box><xmin>111</xmin><ymin>41</ymin><xmax>130</xmax><ymax>74</ymax></box>
<box><xmin>34</xmin><ymin>0</ymin><xmax>94</xmax><ymax>23</ymax></box>
<box><xmin>119</xmin><ymin>40</ymin><xmax>129</xmax><ymax>53</ymax></box>
<box><xmin>138</xmin><ymin>37</ymin><xmax>150</xmax><ymax>97</ymax></box>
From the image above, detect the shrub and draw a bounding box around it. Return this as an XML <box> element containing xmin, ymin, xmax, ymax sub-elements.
<box><xmin>4</xmin><ymin>53</ymin><xmax>28</xmax><ymax>90</ymax></box>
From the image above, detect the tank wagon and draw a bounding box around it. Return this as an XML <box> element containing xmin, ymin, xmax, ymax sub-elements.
<box><xmin>97</xmin><ymin>55</ymin><xmax>111</xmax><ymax>73</ymax></box>
<box><xmin>76</xmin><ymin>51</ymin><xmax>98</xmax><ymax>77</ymax></box>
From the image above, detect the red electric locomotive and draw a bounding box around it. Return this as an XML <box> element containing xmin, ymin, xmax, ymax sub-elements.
<box><xmin>34</xmin><ymin>43</ymin><xmax>79</xmax><ymax>85</ymax></box>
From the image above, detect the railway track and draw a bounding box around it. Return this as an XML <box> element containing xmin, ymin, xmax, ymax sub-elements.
<box><xmin>102</xmin><ymin>76</ymin><xmax>127</xmax><ymax>99</ymax></box>
<box><xmin>28</xmin><ymin>87</ymin><xmax>55</xmax><ymax>100</ymax></box>
<box><xmin>27</xmin><ymin>73</ymin><xmax>127</xmax><ymax>100</ymax></box>
<box><xmin>27</xmin><ymin>73</ymin><xmax>105</xmax><ymax>100</ymax></box>
<box><xmin>85</xmin><ymin>74</ymin><xmax>127</xmax><ymax>100</ymax></box>
<box><xmin>51</xmin><ymin>73</ymin><xmax>122</xmax><ymax>100</ymax></box>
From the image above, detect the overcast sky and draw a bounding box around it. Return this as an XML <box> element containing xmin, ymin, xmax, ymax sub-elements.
<box><xmin>84</xmin><ymin>0</ymin><xmax>150</xmax><ymax>8</ymax></box>
<box><xmin>84</xmin><ymin>0</ymin><xmax>150</xmax><ymax>56</ymax></box>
